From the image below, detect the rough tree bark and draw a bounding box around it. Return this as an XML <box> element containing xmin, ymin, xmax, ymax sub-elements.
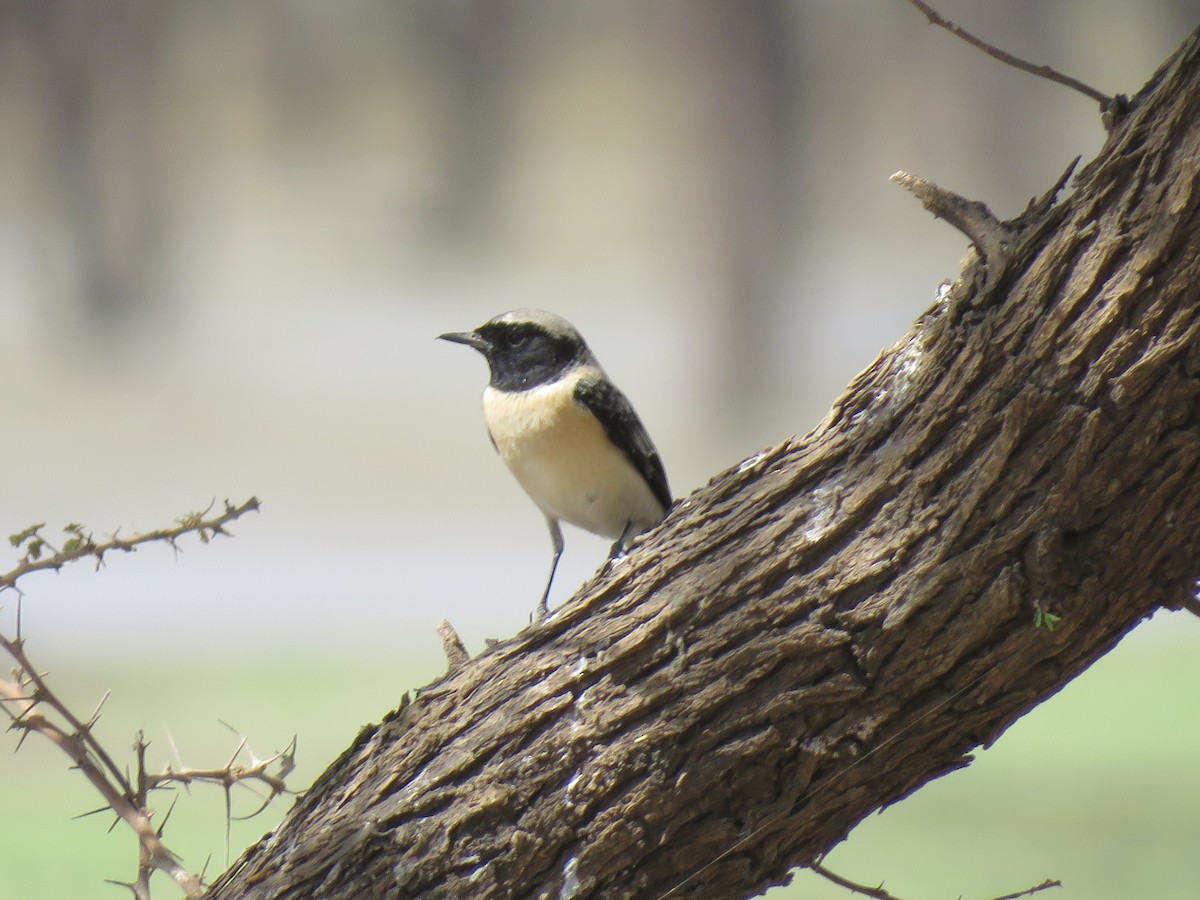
<box><xmin>210</xmin><ymin>26</ymin><xmax>1200</xmax><ymax>900</ymax></box>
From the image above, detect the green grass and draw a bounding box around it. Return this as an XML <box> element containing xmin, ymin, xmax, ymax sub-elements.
<box><xmin>1</xmin><ymin>613</ymin><xmax>1196</xmax><ymax>899</ymax></box>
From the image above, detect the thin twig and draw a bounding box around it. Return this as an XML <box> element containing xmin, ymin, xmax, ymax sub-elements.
<box><xmin>990</xmin><ymin>878</ymin><xmax>1063</xmax><ymax>900</ymax></box>
<box><xmin>149</xmin><ymin>744</ymin><xmax>295</xmax><ymax>798</ymax></box>
<box><xmin>891</xmin><ymin>171</ymin><xmax>1008</xmax><ymax>269</ymax></box>
<box><xmin>905</xmin><ymin>0</ymin><xmax>1110</xmax><ymax>106</ymax></box>
<box><xmin>809</xmin><ymin>862</ymin><xmax>1062</xmax><ymax>900</ymax></box>
<box><xmin>0</xmin><ymin>669</ymin><xmax>204</xmax><ymax>897</ymax></box>
<box><xmin>810</xmin><ymin>861</ymin><xmax>902</xmax><ymax>899</ymax></box>
<box><xmin>1</xmin><ymin>496</ymin><xmax>260</xmax><ymax>592</ymax></box>
<box><xmin>2</xmin><ymin>633</ymin><xmax>131</xmax><ymax>794</ymax></box>
<box><xmin>1</xmin><ymin>649</ymin><xmax>295</xmax><ymax>897</ymax></box>
<box><xmin>104</xmin><ymin>875</ymin><xmax>152</xmax><ymax>900</ymax></box>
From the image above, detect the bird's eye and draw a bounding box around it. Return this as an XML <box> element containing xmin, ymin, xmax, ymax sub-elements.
<box><xmin>506</xmin><ymin>332</ymin><xmax>527</xmax><ymax>348</ymax></box>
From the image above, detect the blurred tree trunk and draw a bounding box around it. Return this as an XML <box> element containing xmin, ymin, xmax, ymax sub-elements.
<box><xmin>686</xmin><ymin>0</ymin><xmax>800</xmax><ymax>433</ymax></box>
<box><xmin>416</xmin><ymin>0</ymin><xmax>516</xmax><ymax>243</ymax></box>
<box><xmin>10</xmin><ymin>1</ymin><xmax>165</xmax><ymax>328</ymax></box>
<box><xmin>208</xmin><ymin>25</ymin><xmax>1200</xmax><ymax>900</ymax></box>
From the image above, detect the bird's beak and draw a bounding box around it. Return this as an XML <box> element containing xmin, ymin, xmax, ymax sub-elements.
<box><xmin>437</xmin><ymin>330</ymin><xmax>490</xmax><ymax>353</ymax></box>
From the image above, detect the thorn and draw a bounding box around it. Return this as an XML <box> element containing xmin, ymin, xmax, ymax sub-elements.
<box><xmin>103</xmin><ymin>878</ymin><xmax>140</xmax><ymax>898</ymax></box>
<box><xmin>1037</xmin><ymin>157</ymin><xmax>1079</xmax><ymax>214</ymax></box>
<box><xmin>224</xmin><ymin>734</ymin><xmax>250</xmax><ymax>771</ymax></box>
<box><xmin>72</xmin><ymin>804</ymin><xmax>114</xmax><ymax>820</ymax></box>
<box><xmin>158</xmin><ymin>794</ymin><xmax>180</xmax><ymax>837</ymax></box>
<box><xmin>166</xmin><ymin>725</ymin><xmax>184</xmax><ymax>770</ymax></box>
<box><xmin>86</xmin><ymin>689</ymin><xmax>112</xmax><ymax>729</ymax></box>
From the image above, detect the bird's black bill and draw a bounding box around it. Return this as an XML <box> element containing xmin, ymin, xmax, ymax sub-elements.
<box><xmin>437</xmin><ymin>330</ymin><xmax>490</xmax><ymax>353</ymax></box>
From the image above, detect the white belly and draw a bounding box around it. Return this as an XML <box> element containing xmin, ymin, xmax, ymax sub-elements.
<box><xmin>482</xmin><ymin>377</ymin><xmax>664</xmax><ymax>540</ymax></box>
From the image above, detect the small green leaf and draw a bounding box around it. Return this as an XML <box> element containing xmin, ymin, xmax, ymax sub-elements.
<box><xmin>1033</xmin><ymin>608</ymin><xmax>1062</xmax><ymax>631</ymax></box>
<box><xmin>9</xmin><ymin>523</ymin><xmax>45</xmax><ymax>548</ymax></box>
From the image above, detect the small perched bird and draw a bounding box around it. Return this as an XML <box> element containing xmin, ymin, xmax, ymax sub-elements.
<box><xmin>439</xmin><ymin>309</ymin><xmax>671</xmax><ymax>618</ymax></box>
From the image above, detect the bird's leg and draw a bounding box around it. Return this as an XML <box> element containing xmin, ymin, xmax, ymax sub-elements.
<box><xmin>536</xmin><ymin>518</ymin><xmax>565</xmax><ymax>620</ymax></box>
<box><xmin>609</xmin><ymin>519</ymin><xmax>637</xmax><ymax>559</ymax></box>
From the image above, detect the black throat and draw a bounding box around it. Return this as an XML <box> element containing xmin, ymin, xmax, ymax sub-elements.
<box><xmin>478</xmin><ymin>321</ymin><xmax>589</xmax><ymax>391</ymax></box>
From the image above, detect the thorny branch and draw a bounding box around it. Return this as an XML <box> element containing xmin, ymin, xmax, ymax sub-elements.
<box><xmin>1</xmin><ymin>636</ymin><xmax>205</xmax><ymax>898</ymax></box>
<box><xmin>808</xmin><ymin>863</ymin><xmax>897</xmax><ymax>900</ymax></box>
<box><xmin>1</xmin><ymin>496</ymin><xmax>261</xmax><ymax>593</ymax></box>
<box><xmin>0</xmin><ymin>498</ymin><xmax>291</xmax><ymax>898</ymax></box>
<box><xmin>990</xmin><ymin>880</ymin><xmax>1066</xmax><ymax>900</ymax></box>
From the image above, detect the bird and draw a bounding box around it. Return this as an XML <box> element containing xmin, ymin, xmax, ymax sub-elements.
<box><xmin>439</xmin><ymin>308</ymin><xmax>671</xmax><ymax>619</ymax></box>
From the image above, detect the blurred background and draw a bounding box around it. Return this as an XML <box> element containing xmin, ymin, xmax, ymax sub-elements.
<box><xmin>1</xmin><ymin>1</ymin><xmax>1198</xmax><ymax>897</ymax></box>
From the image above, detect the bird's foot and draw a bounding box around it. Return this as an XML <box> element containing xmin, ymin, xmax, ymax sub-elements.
<box><xmin>609</xmin><ymin>520</ymin><xmax>638</xmax><ymax>560</ymax></box>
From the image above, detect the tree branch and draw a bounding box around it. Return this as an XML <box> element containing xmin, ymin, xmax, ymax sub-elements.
<box><xmin>0</xmin><ymin>653</ymin><xmax>204</xmax><ymax>898</ymax></box>
<box><xmin>808</xmin><ymin>862</ymin><xmax>899</xmax><ymax>900</ymax></box>
<box><xmin>991</xmin><ymin>879</ymin><xmax>1064</xmax><ymax>900</ymax></box>
<box><xmin>904</xmin><ymin>0</ymin><xmax>1115</xmax><ymax>111</ymax></box>
<box><xmin>808</xmin><ymin>862</ymin><xmax>1061</xmax><ymax>900</ymax></box>
<box><xmin>890</xmin><ymin>171</ymin><xmax>1007</xmax><ymax>267</ymax></box>
<box><xmin>1</xmin><ymin>497</ymin><xmax>260</xmax><ymax>592</ymax></box>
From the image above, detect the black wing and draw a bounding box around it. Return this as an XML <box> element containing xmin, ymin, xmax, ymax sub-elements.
<box><xmin>574</xmin><ymin>375</ymin><xmax>672</xmax><ymax>513</ymax></box>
